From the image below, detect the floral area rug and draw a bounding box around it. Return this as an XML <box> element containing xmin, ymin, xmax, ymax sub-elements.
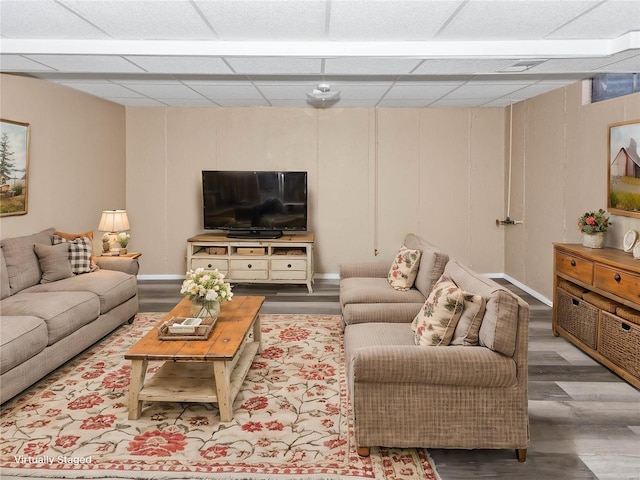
<box><xmin>1</xmin><ymin>313</ymin><xmax>439</xmax><ymax>480</ymax></box>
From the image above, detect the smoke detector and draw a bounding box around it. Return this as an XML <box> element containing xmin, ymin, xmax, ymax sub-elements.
<box><xmin>306</xmin><ymin>83</ymin><xmax>341</xmax><ymax>107</ymax></box>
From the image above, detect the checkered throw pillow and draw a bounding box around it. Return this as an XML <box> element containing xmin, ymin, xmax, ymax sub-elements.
<box><xmin>52</xmin><ymin>234</ymin><xmax>93</xmax><ymax>274</ymax></box>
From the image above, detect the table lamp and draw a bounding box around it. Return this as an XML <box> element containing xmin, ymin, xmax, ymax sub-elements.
<box><xmin>98</xmin><ymin>210</ymin><xmax>130</xmax><ymax>253</ymax></box>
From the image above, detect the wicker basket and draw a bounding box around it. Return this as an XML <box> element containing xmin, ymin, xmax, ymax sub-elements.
<box><xmin>599</xmin><ymin>311</ymin><xmax>640</xmax><ymax>379</ymax></box>
<box><xmin>582</xmin><ymin>232</ymin><xmax>605</xmax><ymax>248</ymax></box>
<box><xmin>556</xmin><ymin>289</ymin><xmax>599</xmax><ymax>349</ymax></box>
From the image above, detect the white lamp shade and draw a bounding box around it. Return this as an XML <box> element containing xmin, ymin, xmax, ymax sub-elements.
<box><xmin>98</xmin><ymin>210</ymin><xmax>130</xmax><ymax>232</ymax></box>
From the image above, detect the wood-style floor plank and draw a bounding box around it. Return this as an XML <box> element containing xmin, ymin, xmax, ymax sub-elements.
<box><xmin>137</xmin><ymin>278</ymin><xmax>640</xmax><ymax>480</ymax></box>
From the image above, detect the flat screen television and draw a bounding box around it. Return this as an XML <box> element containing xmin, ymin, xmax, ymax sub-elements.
<box><xmin>202</xmin><ymin>170</ymin><xmax>308</xmax><ymax>239</ymax></box>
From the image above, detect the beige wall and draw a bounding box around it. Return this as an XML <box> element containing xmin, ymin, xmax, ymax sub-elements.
<box><xmin>506</xmin><ymin>83</ymin><xmax>640</xmax><ymax>300</ymax></box>
<box><xmin>0</xmin><ymin>74</ymin><xmax>126</xmax><ymax>250</ymax></box>
<box><xmin>126</xmin><ymin>106</ymin><xmax>507</xmax><ymax>277</ymax></box>
<box><xmin>4</xmin><ymin>73</ymin><xmax>639</xmax><ymax>304</ymax></box>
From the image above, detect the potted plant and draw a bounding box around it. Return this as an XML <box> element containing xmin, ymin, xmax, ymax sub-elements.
<box><xmin>117</xmin><ymin>232</ymin><xmax>130</xmax><ymax>254</ymax></box>
<box><xmin>578</xmin><ymin>209</ymin><xmax>611</xmax><ymax>248</ymax></box>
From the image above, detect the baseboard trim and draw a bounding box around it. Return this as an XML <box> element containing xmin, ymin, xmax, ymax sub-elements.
<box><xmin>500</xmin><ymin>273</ymin><xmax>552</xmax><ymax>307</ymax></box>
<box><xmin>137</xmin><ymin>272</ymin><xmax>552</xmax><ymax>306</ymax></box>
<box><xmin>137</xmin><ymin>274</ymin><xmax>185</xmax><ymax>281</ymax></box>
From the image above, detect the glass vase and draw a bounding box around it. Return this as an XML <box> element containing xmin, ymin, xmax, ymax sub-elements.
<box><xmin>190</xmin><ymin>298</ymin><xmax>221</xmax><ymax>320</ymax></box>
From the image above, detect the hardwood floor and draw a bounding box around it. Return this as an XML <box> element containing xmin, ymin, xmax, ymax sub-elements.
<box><xmin>138</xmin><ymin>278</ymin><xmax>640</xmax><ymax>480</ymax></box>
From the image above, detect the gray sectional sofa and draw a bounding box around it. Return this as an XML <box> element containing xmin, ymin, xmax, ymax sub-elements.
<box><xmin>340</xmin><ymin>234</ymin><xmax>530</xmax><ymax>461</ymax></box>
<box><xmin>0</xmin><ymin>228</ymin><xmax>139</xmax><ymax>404</ymax></box>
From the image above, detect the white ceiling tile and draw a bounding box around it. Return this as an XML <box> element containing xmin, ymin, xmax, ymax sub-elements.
<box><xmin>384</xmin><ymin>84</ymin><xmax>461</xmax><ymax>100</ymax></box>
<box><xmin>547</xmin><ymin>0</ymin><xmax>640</xmax><ymax>40</ymax></box>
<box><xmin>121</xmin><ymin>83</ymin><xmax>205</xmax><ymax>99</ymax></box>
<box><xmin>2</xmin><ymin>0</ymin><xmax>638</xmax><ymax>108</ymax></box>
<box><xmin>155</xmin><ymin>98</ymin><xmax>218</xmax><ymax>107</ymax></box>
<box><xmin>106</xmin><ymin>97</ymin><xmax>167</xmax><ymax>107</ymax></box>
<box><xmin>188</xmin><ymin>84</ymin><xmax>264</xmax><ymax>100</ymax></box>
<box><xmin>125</xmin><ymin>56</ymin><xmax>233</xmax><ymax>74</ymax></box>
<box><xmin>324</xmin><ymin>58</ymin><xmax>422</xmax><ymax>75</ymax></box>
<box><xmin>0</xmin><ymin>55</ymin><xmax>56</xmax><ymax>71</ymax></box>
<box><xmin>328</xmin><ymin>0</ymin><xmax>464</xmax><ymax>40</ymax></box>
<box><xmin>445</xmin><ymin>83</ymin><xmax>532</xmax><ymax>99</ymax></box>
<box><xmin>214</xmin><ymin>99</ymin><xmax>270</xmax><ymax>107</ymax></box>
<box><xmin>595</xmin><ymin>53</ymin><xmax>640</xmax><ymax>73</ymax></box>
<box><xmin>327</xmin><ymin>84</ymin><xmax>390</xmax><ymax>100</ymax></box>
<box><xmin>24</xmin><ymin>55</ymin><xmax>145</xmax><ymax>73</ymax></box>
<box><xmin>437</xmin><ymin>0</ymin><xmax>602</xmax><ymax>40</ymax></box>
<box><xmin>0</xmin><ymin>0</ymin><xmax>108</xmax><ymax>39</ymax></box>
<box><xmin>258</xmin><ymin>85</ymin><xmax>315</xmax><ymax>100</ymax></box>
<box><xmin>58</xmin><ymin>82</ymin><xmax>145</xmax><ymax>98</ymax></box>
<box><xmin>194</xmin><ymin>0</ymin><xmax>327</xmax><ymax>40</ymax></box>
<box><xmin>61</xmin><ymin>0</ymin><xmax>215</xmax><ymax>40</ymax></box>
<box><xmin>412</xmin><ymin>59</ymin><xmax>519</xmax><ymax>75</ymax></box>
<box><xmin>428</xmin><ymin>98</ymin><xmax>490</xmax><ymax>107</ymax></box>
<box><xmin>225</xmin><ymin>57</ymin><xmax>322</xmax><ymax>74</ymax></box>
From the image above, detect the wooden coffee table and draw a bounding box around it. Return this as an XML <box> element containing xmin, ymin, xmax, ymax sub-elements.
<box><xmin>125</xmin><ymin>295</ymin><xmax>265</xmax><ymax>421</ymax></box>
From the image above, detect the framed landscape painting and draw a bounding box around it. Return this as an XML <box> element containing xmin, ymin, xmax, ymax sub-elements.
<box><xmin>608</xmin><ymin>120</ymin><xmax>640</xmax><ymax>219</ymax></box>
<box><xmin>0</xmin><ymin>119</ymin><xmax>30</xmax><ymax>217</ymax></box>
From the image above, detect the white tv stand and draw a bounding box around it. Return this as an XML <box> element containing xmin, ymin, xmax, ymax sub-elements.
<box><xmin>186</xmin><ymin>233</ymin><xmax>314</xmax><ymax>293</ymax></box>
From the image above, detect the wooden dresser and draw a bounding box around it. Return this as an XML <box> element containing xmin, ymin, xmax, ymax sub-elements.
<box><xmin>553</xmin><ymin>243</ymin><xmax>640</xmax><ymax>388</ymax></box>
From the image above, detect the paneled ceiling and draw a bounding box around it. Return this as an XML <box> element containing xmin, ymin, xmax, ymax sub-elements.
<box><xmin>1</xmin><ymin>0</ymin><xmax>639</xmax><ymax>108</ymax></box>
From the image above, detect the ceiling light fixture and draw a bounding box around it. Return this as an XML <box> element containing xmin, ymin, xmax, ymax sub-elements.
<box><xmin>306</xmin><ymin>83</ymin><xmax>341</xmax><ymax>108</ymax></box>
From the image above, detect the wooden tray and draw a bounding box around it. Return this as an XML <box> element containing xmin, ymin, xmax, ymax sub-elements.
<box><xmin>157</xmin><ymin>316</ymin><xmax>217</xmax><ymax>341</ymax></box>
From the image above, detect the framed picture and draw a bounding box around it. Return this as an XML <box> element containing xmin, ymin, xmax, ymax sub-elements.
<box><xmin>608</xmin><ymin>119</ymin><xmax>640</xmax><ymax>219</ymax></box>
<box><xmin>0</xmin><ymin>119</ymin><xmax>30</xmax><ymax>217</ymax></box>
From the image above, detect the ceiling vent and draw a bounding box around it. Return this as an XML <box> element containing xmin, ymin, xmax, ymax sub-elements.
<box><xmin>306</xmin><ymin>83</ymin><xmax>341</xmax><ymax>107</ymax></box>
<box><xmin>499</xmin><ymin>59</ymin><xmax>547</xmax><ymax>73</ymax></box>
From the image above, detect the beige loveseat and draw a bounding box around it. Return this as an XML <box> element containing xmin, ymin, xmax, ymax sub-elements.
<box><xmin>0</xmin><ymin>228</ymin><xmax>139</xmax><ymax>404</ymax></box>
<box><xmin>341</xmin><ymin>236</ymin><xmax>530</xmax><ymax>461</ymax></box>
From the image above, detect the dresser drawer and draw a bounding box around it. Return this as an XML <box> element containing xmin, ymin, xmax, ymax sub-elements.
<box><xmin>191</xmin><ymin>258</ymin><xmax>229</xmax><ymax>271</ymax></box>
<box><xmin>271</xmin><ymin>259</ymin><xmax>307</xmax><ymax>271</ymax></box>
<box><xmin>555</xmin><ymin>252</ymin><xmax>594</xmax><ymax>284</ymax></box>
<box><xmin>594</xmin><ymin>265</ymin><xmax>640</xmax><ymax>305</ymax></box>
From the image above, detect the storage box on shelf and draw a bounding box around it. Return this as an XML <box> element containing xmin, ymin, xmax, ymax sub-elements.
<box><xmin>187</xmin><ymin>233</ymin><xmax>314</xmax><ymax>293</ymax></box>
<box><xmin>553</xmin><ymin>243</ymin><xmax>640</xmax><ymax>388</ymax></box>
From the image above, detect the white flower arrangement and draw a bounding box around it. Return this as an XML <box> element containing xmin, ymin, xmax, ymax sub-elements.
<box><xmin>180</xmin><ymin>268</ymin><xmax>233</xmax><ymax>304</ymax></box>
<box><xmin>117</xmin><ymin>232</ymin><xmax>130</xmax><ymax>248</ymax></box>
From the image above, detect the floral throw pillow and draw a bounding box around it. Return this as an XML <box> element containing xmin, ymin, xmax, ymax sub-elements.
<box><xmin>412</xmin><ymin>275</ymin><xmax>465</xmax><ymax>346</ymax></box>
<box><xmin>388</xmin><ymin>245</ymin><xmax>421</xmax><ymax>291</ymax></box>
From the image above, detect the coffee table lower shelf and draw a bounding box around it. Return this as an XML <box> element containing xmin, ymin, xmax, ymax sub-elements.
<box><xmin>129</xmin><ymin>341</ymin><xmax>259</xmax><ymax>421</ymax></box>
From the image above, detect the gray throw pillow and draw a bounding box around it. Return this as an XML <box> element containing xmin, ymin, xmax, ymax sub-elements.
<box><xmin>34</xmin><ymin>243</ymin><xmax>74</xmax><ymax>283</ymax></box>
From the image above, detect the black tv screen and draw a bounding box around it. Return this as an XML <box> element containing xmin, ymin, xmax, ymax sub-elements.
<box><xmin>202</xmin><ymin>170</ymin><xmax>307</xmax><ymax>238</ymax></box>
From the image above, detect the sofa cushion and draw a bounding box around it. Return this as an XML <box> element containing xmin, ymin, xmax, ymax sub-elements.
<box><xmin>387</xmin><ymin>245</ymin><xmax>421</xmax><ymax>291</ymax></box>
<box><xmin>25</xmin><ymin>269</ymin><xmax>137</xmax><ymax>314</ymax></box>
<box><xmin>0</xmin><ymin>248</ymin><xmax>10</xmax><ymax>300</ymax></box>
<box><xmin>0</xmin><ymin>227</ymin><xmax>55</xmax><ymax>295</ymax></box>
<box><xmin>0</xmin><ymin>316</ymin><xmax>48</xmax><ymax>374</ymax></box>
<box><xmin>412</xmin><ymin>276</ymin><xmax>465</xmax><ymax>346</ymax></box>
<box><xmin>403</xmin><ymin>234</ymin><xmax>449</xmax><ymax>298</ymax></box>
<box><xmin>341</xmin><ymin>277</ymin><xmax>426</xmax><ymax>306</ymax></box>
<box><xmin>345</xmin><ymin>322</ymin><xmax>517</xmax><ymax>388</ymax></box>
<box><xmin>444</xmin><ymin>260</ymin><xmax>520</xmax><ymax>357</ymax></box>
<box><xmin>34</xmin><ymin>242</ymin><xmax>74</xmax><ymax>283</ymax></box>
<box><xmin>0</xmin><ymin>292</ymin><xmax>100</xmax><ymax>345</ymax></box>
<box><xmin>451</xmin><ymin>292</ymin><xmax>486</xmax><ymax>346</ymax></box>
<box><xmin>52</xmin><ymin>234</ymin><xmax>93</xmax><ymax>274</ymax></box>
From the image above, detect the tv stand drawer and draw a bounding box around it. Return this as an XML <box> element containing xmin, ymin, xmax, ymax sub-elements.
<box><xmin>271</xmin><ymin>259</ymin><xmax>307</xmax><ymax>271</ymax></box>
<box><xmin>192</xmin><ymin>258</ymin><xmax>229</xmax><ymax>271</ymax></box>
<box><xmin>230</xmin><ymin>259</ymin><xmax>268</xmax><ymax>271</ymax></box>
